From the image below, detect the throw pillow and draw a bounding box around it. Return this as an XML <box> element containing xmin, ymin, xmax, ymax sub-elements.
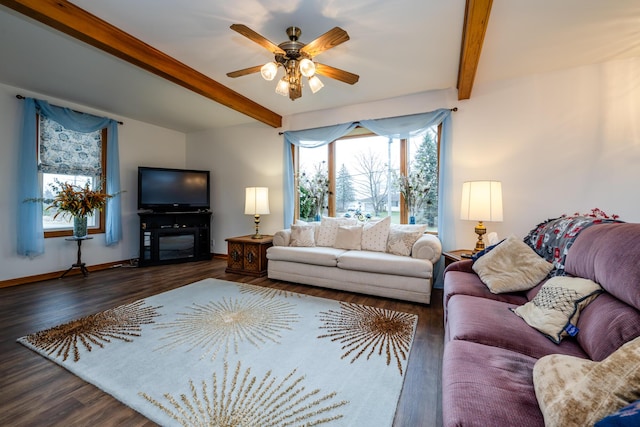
<box><xmin>333</xmin><ymin>225</ymin><xmax>363</xmax><ymax>250</ymax></box>
<box><xmin>512</xmin><ymin>276</ymin><xmax>602</xmax><ymax>343</ymax></box>
<box><xmin>523</xmin><ymin>215</ymin><xmax>620</xmax><ymax>277</ymax></box>
<box><xmin>595</xmin><ymin>400</ymin><xmax>640</xmax><ymax>427</ymax></box>
<box><xmin>386</xmin><ymin>224</ymin><xmax>427</xmax><ymax>256</ymax></box>
<box><xmin>472</xmin><ymin>235</ymin><xmax>553</xmax><ymax>293</ymax></box>
<box><xmin>361</xmin><ymin>216</ymin><xmax>391</xmax><ymax>252</ymax></box>
<box><xmin>316</xmin><ymin>217</ymin><xmax>357</xmax><ymax>247</ymax></box>
<box><xmin>533</xmin><ymin>336</ymin><xmax>640</xmax><ymax>427</ymax></box>
<box><xmin>289</xmin><ymin>225</ymin><xmax>316</xmax><ymax>247</ymax></box>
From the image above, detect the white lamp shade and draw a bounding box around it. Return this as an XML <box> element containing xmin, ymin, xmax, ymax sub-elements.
<box><xmin>260</xmin><ymin>62</ymin><xmax>278</xmax><ymax>81</ymax></box>
<box><xmin>275</xmin><ymin>77</ymin><xmax>289</xmax><ymax>96</ymax></box>
<box><xmin>308</xmin><ymin>75</ymin><xmax>324</xmax><ymax>93</ymax></box>
<box><xmin>245</xmin><ymin>187</ymin><xmax>270</xmax><ymax>215</ymax></box>
<box><xmin>299</xmin><ymin>58</ymin><xmax>316</xmax><ymax>77</ymax></box>
<box><xmin>460</xmin><ymin>181</ymin><xmax>503</xmax><ymax>222</ymax></box>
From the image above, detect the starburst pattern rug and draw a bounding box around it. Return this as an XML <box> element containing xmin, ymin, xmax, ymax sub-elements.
<box><xmin>18</xmin><ymin>278</ymin><xmax>417</xmax><ymax>426</ymax></box>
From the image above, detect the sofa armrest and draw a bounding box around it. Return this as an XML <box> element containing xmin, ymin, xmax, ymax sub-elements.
<box><xmin>273</xmin><ymin>229</ymin><xmax>291</xmax><ymax>247</ymax></box>
<box><xmin>444</xmin><ymin>259</ymin><xmax>474</xmax><ymax>275</ymax></box>
<box><xmin>412</xmin><ymin>234</ymin><xmax>442</xmax><ymax>264</ymax></box>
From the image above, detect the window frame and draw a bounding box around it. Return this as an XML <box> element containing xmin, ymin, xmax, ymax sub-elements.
<box><xmin>37</xmin><ymin>115</ymin><xmax>108</xmax><ymax>238</ymax></box>
<box><xmin>294</xmin><ymin>124</ymin><xmax>442</xmax><ymax>232</ymax></box>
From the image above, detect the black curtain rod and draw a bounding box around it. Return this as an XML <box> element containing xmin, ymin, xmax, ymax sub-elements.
<box><xmin>16</xmin><ymin>94</ymin><xmax>124</xmax><ymax>125</ymax></box>
<box><xmin>277</xmin><ymin>107</ymin><xmax>458</xmax><ymax>135</ymax></box>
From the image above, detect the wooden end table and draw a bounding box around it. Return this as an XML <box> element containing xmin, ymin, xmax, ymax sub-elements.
<box><xmin>225</xmin><ymin>235</ymin><xmax>273</xmax><ymax>277</ymax></box>
<box><xmin>443</xmin><ymin>249</ymin><xmax>473</xmax><ymax>269</ymax></box>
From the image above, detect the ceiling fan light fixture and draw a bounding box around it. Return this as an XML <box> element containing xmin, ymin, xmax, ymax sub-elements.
<box><xmin>275</xmin><ymin>76</ymin><xmax>290</xmax><ymax>96</ymax></box>
<box><xmin>299</xmin><ymin>58</ymin><xmax>316</xmax><ymax>77</ymax></box>
<box><xmin>308</xmin><ymin>75</ymin><xmax>324</xmax><ymax>93</ymax></box>
<box><xmin>260</xmin><ymin>62</ymin><xmax>278</xmax><ymax>81</ymax></box>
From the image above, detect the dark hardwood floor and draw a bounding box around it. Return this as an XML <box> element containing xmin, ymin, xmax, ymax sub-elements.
<box><xmin>0</xmin><ymin>259</ymin><xmax>444</xmax><ymax>426</ymax></box>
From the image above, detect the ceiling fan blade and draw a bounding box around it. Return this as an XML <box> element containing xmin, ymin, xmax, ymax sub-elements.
<box><xmin>315</xmin><ymin>63</ymin><xmax>359</xmax><ymax>85</ymax></box>
<box><xmin>301</xmin><ymin>27</ymin><xmax>350</xmax><ymax>57</ymax></box>
<box><xmin>226</xmin><ymin>65</ymin><xmax>264</xmax><ymax>78</ymax></box>
<box><xmin>230</xmin><ymin>24</ymin><xmax>286</xmax><ymax>55</ymax></box>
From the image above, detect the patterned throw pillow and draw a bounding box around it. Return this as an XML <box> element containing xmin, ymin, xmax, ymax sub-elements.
<box><xmin>315</xmin><ymin>217</ymin><xmax>357</xmax><ymax>247</ymax></box>
<box><xmin>361</xmin><ymin>216</ymin><xmax>391</xmax><ymax>252</ymax></box>
<box><xmin>472</xmin><ymin>235</ymin><xmax>553</xmax><ymax>294</ymax></box>
<box><xmin>512</xmin><ymin>276</ymin><xmax>602</xmax><ymax>343</ymax></box>
<box><xmin>523</xmin><ymin>215</ymin><xmax>619</xmax><ymax>277</ymax></box>
<box><xmin>533</xmin><ymin>336</ymin><xmax>640</xmax><ymax>427</ymax></box>
<box><xmin>289</xmin><ymin>225</ymin><xmax>316</xmax><ymax>247</ymax></box>
<box><xmin>386</xmin><ymin>224</ymin><xmax>427</xmax><ymax>256</ymax></box>
<box><xmin>596</xmin><ymin>400</ymin><xmax>640</xmax><ymax>426</ymax></box>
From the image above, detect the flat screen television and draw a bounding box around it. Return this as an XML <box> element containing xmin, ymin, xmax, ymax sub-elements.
<box><xmin>138</xmin><ymin>166</ymin><xmax>210</xmax><ymax>212</ymax></box>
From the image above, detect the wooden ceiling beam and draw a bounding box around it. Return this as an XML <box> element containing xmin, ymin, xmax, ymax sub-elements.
<box><xmin>0</xmin><ymin>0</ymin><xmax>282</xmax><ymax>128</ymax></box>
<box><xmin>457</xmin><ymin>0</ymin><xmax>493</xmax><ymax>100</ymax></box>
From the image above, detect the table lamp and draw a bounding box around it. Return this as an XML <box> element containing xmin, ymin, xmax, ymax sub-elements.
<box><xmin>245</xmin><ymin>187</ymin><xmax>270</xmax><ymax>239</ymax></box>
<box><xmin>460</xmin><ymin>181</ymin><xmax>503</xmax><ymax>253</ymax></box>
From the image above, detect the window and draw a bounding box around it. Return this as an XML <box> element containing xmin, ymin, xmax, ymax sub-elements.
<box><xmin>38</xmin><ymin>114</ymin><xmax>107</xmax><ymax>237</ymax></box>
<box><xmin>296</xmin><ymin>125</ymin><xmax>440</xmax><ymax>232</ymax></box>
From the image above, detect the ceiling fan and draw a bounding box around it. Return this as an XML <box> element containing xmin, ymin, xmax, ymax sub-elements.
<box><xmin>227</xmin><ymin>24</ymin><xmax>359</xmax><ymax>101</ymax></box>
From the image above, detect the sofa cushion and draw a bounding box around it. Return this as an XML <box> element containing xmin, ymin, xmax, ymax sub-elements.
<box><xmin>511</xmin><ymin>276</ymin><xmax>602</xmax><ymax>344</ymax></box>
<box><xmin>533</xmin><ymin>336</ymin><xmax>640</xmax><ymax>427</ymax></box>
<box><xmin>472</xmin><ymin>235</ymin><xmax>553</xmax><ymax>294</ymax></box>
<box><xmin>316</xmin><ymin>217</ymin><xmax>357</xmax><ymax>247</ymax></box>
<box><xmin>266</xmin><ymin>246</ymin><xmax>346</xmax><ymax>267</ymax></box>
<box><xmin>565</xmin><ymin>222</ymin><xmax>640</xmax><ymax>310</ymax></box>
<box><xmin>361</xmin><ymin>216</ymin><xmax>391</xmax><ymax>252</ymax></box>
<box><xmin>333</xmin><ymin>225</ymin><xmax>362</xmax><ymax>250</ymax></box>
<box><xmin>442</xmin><ymin>340</ymin><xmax>544</xmax><ymax>427</ymax></box>
<box><xmin>386</xmin><ymin>224</ymin><xmax>427</xmax><ymax>256</ymax></box>
<box><xmin>447</xmin><ymin>295</ymin><xmax>587</xmax><ymax>359</ymax></box>
<box><xmin>337</xmin><ymin>250</ymin><xmax>432</xmax><ymax>278</ymax></box>
<box><xmin>575</xmin><ymin>292</ymin><xmax>640</xmax><ymax>361</ymax></box>
<box><xmin>289</xmin><ymin>225</ymin><xmax>316</xmax><ymax>247</ymax></box>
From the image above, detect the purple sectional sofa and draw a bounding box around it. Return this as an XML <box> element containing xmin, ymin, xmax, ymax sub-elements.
<box><xmin>441</xmin><ymin>221</ymin><xmax>640</xmax><ymax>426</ymax></box>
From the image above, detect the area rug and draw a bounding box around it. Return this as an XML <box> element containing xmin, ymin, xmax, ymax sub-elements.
<box><xmin>18</xmin><ymin>278</ymin><xmax>417</xmax><ymax>426</ymax></box>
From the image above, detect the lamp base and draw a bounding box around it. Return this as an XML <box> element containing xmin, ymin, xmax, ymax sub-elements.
<box><xmin>251</xmin><ymin>214</ymin><xmax>262</xmax><ymax>239</ymax></box>
<box><xmin>473</xmin><ymin>221</ymin><xmax>487</xmax><ymax>253</ymax></box>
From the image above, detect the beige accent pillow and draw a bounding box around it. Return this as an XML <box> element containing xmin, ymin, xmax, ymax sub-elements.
<box><xmin>533</xmin><ymin>336</ymin><xmax>640</xmax><ymax>427</ymax></box>
<box><xmin>512</xmin><ymin>276</ymin><xmax>602</xmax><ymax>343</ymax></box>
<box><xmin>316</xmin><ymin>217</ymin><xmax>357</xmax><ymax>247</ymax></box>
<box><xmin>333</xmin><ymin>225</ymin><xmax>363</xmax><ymax>250</ymax></box>
<box><xmin>361</xmin><ymin>216</ymin><xmax>391</xmax><ymax>252</ymax></box>
<box><xmin>289</xmin><ymin>225</ymin><xmax>316</xmax><ymax>247</ymax></box>
<box><xmin>386</xmin><ymin>224</ymin><xmax>427</xmax><ymax>256</ymax></box>
<box><xmin>472</xmin><ymin>235</ymin><xmax>553</xmax><ymax>293</ymax></box>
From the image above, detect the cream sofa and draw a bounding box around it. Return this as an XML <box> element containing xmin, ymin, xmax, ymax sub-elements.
<box><xmin>266</xmin><ymin>217</ymin><xmax>442</xmax><ymax>304</ymax></box>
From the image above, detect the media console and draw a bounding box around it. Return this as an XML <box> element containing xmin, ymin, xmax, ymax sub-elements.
<box><xmin>138</xmin><ymin>211</ymin><xmax>212</xmax><ymax>267</ymax></box>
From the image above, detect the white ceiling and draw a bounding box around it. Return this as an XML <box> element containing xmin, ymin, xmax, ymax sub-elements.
<box><xmin>0</xmin><ymin>0</ymin><xmax>639</xmax><ymax>133</ymax></box>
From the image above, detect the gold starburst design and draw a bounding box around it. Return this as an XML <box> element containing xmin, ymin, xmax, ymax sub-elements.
<box><xmin>317</xmin><ymin>303</ymin><xmax>417</xmax><ymax>375</ymax></box>
<box><xmin>237</xmin><ymin>283</ymin><xmax>302</xmax><ymax>299</ymax></box>
<box><xmin>155</xmin><ymin>297</ymin><xmax>300</xmax><ymax>360</ymax></box>
<box><xmin>140</xmin><ymin>360</ymin><xmax>348</xmax><ymax>426</ymax></box>
<box><xmin>23</xmin><ymin>300</ymin><xmax>161</xmax><ymax>362</ymax></box>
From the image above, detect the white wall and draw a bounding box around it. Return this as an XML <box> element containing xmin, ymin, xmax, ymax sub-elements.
<box><xmin>186</xmin><ymin>122</ymin><xmax>283</xmax><ymax>254</ymax></box>
<box><xmin>187</xmin><ymin>56</ymin><xmax>640</xmax><ymax>255</ymax></box>
<box><xmin>0</xmin><ymin>83</ymin><xmax>187</xmax><ymax>281</ymax></box>
<box><xmin>4</xmin><ymin>55</ymin><xmax>639</xmax><ymax>281</ymax></box>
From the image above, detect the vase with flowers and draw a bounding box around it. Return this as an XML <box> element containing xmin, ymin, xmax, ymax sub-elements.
<box><xmin>396</xmin><ymin>171</ymin><xmax>431</xmax><ymax>225</ymax></box>
<box><xmin>34</xmin><ymin>180</ymin><xmax>118</xmax><ymax>237</ymax></box>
